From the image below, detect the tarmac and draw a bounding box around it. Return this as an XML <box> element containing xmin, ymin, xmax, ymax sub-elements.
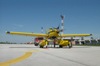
<box><xmin>0</xmin><ymin>44</ymin><xmax>100</xmax><ymax>66</ymax></box>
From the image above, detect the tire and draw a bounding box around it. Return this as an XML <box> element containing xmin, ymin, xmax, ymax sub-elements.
<box><xmin>40</xmin><ymin>45</ymin><xmax>43</xmax><ymax>48</ymax></box>
<box><xmin>34</xmin><ymin>43</ymin><xmax>39</xmax><ymax>46</ymax></box>
<box><xmin>59</xmin><ymin>45</ymin><xmax>63</xmax><ymax>48</ymax></box>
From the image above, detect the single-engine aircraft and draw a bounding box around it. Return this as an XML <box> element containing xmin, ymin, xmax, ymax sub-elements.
<box><xmin>6</xmin><ymin>15</ymin><xmax>92</xmax><ymax>48</ymax></box>
<box><xmin>6</xmin><ymin>26</ymin><xmax>92</xmax><ymax>48</ymax></box>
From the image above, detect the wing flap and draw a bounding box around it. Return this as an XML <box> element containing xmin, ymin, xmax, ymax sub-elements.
<box><xmin>61</xmin><ymin>34</ymin><xmax>92</xmax><ymax>37</ymax></box>
<box><xmin>6</xmin><ymin>31</ymin><xmax>48</xmax><ymax>37</ymax></box>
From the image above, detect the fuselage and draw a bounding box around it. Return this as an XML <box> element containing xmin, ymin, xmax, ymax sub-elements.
<box><xmin>47</xmin><ymin>28</ymin><xmax>60</xmax><ymax>39</ymax></box>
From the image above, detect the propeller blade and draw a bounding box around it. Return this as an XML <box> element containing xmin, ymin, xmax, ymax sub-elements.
<box><xmin>56</xmin><ymin>24</ymin><xmax>60</xmax><ymax>29</ymax></box>
<box><xmin>57</xmin><ymin>26</ymin><xmax>59</xmax><ymax>29</ymax></box>
<box><xmin>60</xmin><ymin>29</ymin><xmax>63</xmax><ymax>32</ymax></box>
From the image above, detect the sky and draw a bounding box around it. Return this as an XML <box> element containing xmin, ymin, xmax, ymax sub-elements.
<box><xmin>0</xmin><ymin>0</ymin><xmax>100</xmax><ymax>43</ymax></box>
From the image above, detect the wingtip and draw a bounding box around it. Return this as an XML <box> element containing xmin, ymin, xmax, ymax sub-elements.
<box><xmin>6</xmin><ymin>31</ymin><xmax>10</xmax><ymax>34</ymax></box>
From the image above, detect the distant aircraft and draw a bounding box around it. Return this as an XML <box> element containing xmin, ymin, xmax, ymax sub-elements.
<box><xmin>6</xmin><ymin>16</ymin><xmax>92</xmax><ymax>48</ymax></box>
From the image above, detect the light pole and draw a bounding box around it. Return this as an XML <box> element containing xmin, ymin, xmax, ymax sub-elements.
<box><xmin>60</xmin><ymin>15</ymin><xmax>64</xmax><ymax>35</ymax></box>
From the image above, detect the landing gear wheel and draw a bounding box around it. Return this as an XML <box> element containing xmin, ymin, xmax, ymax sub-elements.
<box><xmin>40</xmin><ymin>45</ymin><xmax>43</xmax><ymax>48</ymax></box>
<box><xmin>59</xmin><ymin>45</ymin><xmax>63</xmax><ymax>48</ymax></box>
<box><xmin>34</xmin><ymin>44</ymin><xmax>38</xmax><ymax>46</ymax></box>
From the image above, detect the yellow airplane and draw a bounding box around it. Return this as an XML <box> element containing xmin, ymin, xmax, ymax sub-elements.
<box><xmin>6</xmin><ymin>27</ymin><xmax>92</xmax><ymax>48</ymax></box>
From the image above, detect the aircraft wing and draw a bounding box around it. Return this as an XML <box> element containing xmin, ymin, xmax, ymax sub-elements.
<box><xmin>61</xmin><ymin>34</ymin><xmax>92</xmax><ymax>37</ymax></box>
<box><xmin>6</xmin><ymin>31</ymin><xmax>48</xmax><ymax>37</ymax></box>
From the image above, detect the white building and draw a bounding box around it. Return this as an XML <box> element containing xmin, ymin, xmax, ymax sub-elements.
<box><xmin>63</xmin><ymin>37</ymin><xmax>100</xmax><ymax>45</ymax></box>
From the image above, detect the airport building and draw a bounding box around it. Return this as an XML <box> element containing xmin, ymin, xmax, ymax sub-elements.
<box><xmin>63</xmin><ymin>37</ymin><xmax>100</xmax><ymax>45</ymax></box>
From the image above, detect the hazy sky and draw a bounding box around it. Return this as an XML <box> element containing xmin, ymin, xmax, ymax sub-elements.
<box><xmin>0</xmin><ymin>0</ymin><xmax>100</xmax><ymax>43</ymax></box>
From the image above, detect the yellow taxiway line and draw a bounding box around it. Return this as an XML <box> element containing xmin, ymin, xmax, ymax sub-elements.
<box><xmin>0</xmin><ymin>50</ymin><xmax>39</xmax><ymax>66</ymax></box>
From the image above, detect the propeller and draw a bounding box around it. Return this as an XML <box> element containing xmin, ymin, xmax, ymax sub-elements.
<box><xmin>50</xmin><ymin>25</ymin><xmax>64</xmax><ymax>33</ymax></box>
<box><xmin>55</xmin><ymin>25</ymin><xmax>64</xmax><ymax>32</ymax></box>
<box><xmin>57</xmin><ymin>25</ymin><xmax>63</xmax><ymax>32</ymax></box>
<box><xmin>56</xmin><ymin>25</ymin><xmax>60</xmax><ymax>29</ymax></box>
<box><xmin>59</xmin><ymin>29</ymin><xmax>63</xmax><ymax>32</ymax></box>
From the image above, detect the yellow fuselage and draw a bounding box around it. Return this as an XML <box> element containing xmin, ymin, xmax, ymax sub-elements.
<box><xmin>47</xmin><ymin>31</ymin><xmax>59</xmax><ymax>39</ymax></box>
